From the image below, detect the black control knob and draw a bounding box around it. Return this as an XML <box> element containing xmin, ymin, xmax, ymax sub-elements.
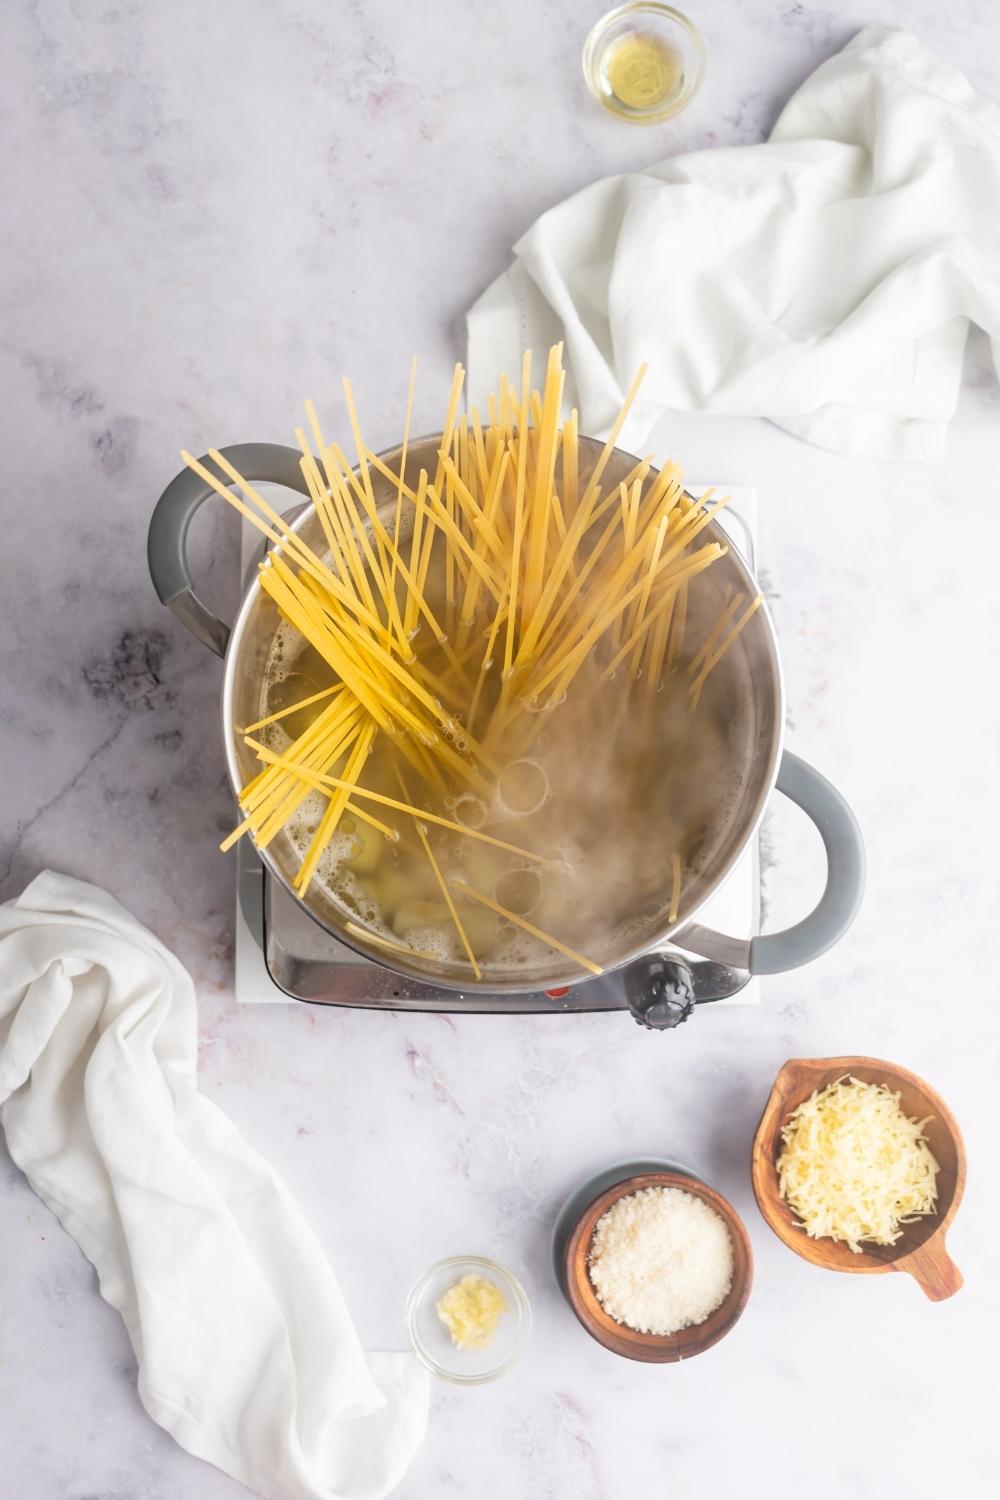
<box><xmin>625</xmin><ymin>956</ymin><xmax>696</xmax><ymax>1030</ymax></box>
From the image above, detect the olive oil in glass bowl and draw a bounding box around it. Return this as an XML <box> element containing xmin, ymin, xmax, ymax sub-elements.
<box><xmin>583</xmin><ymin>3</ymin><xmax>705</xmax><ymax>124</ymax></box>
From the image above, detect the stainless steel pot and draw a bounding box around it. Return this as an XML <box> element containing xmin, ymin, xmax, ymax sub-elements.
<box><xmin>149</xmin><ymin>436</ymin><xmax>865</xmax><ymax>1016</ymax></box>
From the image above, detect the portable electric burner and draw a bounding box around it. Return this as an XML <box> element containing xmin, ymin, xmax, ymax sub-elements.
<box><xmin>233</xmin><ymin>491</ymin><xmax>763</xmax><ymax>1018</ymax></box>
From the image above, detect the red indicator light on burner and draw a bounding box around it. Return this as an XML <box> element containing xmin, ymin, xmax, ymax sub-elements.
<box><xmin>544</xmin><ymin>986</ymin><xmax>571</xmax><ymax>999</ymax></box>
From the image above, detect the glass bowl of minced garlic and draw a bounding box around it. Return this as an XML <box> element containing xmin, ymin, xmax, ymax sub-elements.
<box><xmin>406</xmin><ymin>1256</ymin><xmax>531</xmax><ymax>1383</ymax></box>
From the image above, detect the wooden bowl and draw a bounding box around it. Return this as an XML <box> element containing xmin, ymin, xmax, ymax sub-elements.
<box><xmin>751</xmin><ymin>1057</ymin><xmax>966</xmax><ymax>1301</ymax></box>
<box><xmin>563</xmin><ymin>1172</ymin><xmax>754</xmax><ymax>1362</ymax></box>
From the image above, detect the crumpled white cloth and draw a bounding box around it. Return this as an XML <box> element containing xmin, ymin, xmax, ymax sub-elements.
<box><xmin>0</xmin><ymin>872</ymin><xmax>429</xmax><ymax>1500</ymax></box>
<box><xmin>467</xmin><ymin>26</ymin><xmax>1000</xmax><ymax>462</ymax></box>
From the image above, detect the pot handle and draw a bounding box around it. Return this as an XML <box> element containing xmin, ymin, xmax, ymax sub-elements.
<box><xmin>675</xmin><ymin>751</ymin><xmax>865</xmax><ymax>976</ymax></box>
<box><xmin>147</xmin><ymin>442</ymin><xmax>310</xmax><ymax>657</ymax></box>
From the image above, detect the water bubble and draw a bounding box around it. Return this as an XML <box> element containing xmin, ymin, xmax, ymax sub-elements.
<box><xmin>453</xmin><ymin>794</ymin><xmax>487</xmax><ymax>830</ymax></box>
<box><xmin>498</xmin><ymin>759</ymin><xmax>548</xmax><ymax>816</ymax></box>
<box><xmin>496</xmin><ymin>868</ymin><xmax>542</xmax><ymax>916</ymax></box>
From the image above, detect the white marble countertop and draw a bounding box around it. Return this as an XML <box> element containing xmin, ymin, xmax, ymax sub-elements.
<box><xmin>3</xmin><ymin>2</ymin><xmax>999</xmax><ymax>1497</ymax></box>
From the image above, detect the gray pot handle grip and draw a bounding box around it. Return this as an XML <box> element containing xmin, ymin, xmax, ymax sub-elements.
<box><xmin>675</xmin><ymin>751</ymin><xmax>865</xmax><ymax>976</ymax></box>
<box><xmin>750</xmin><ymin>750</ymin><xmax>865</xmax><ymax>974</ymax></box>
<box><xmin>147</xmin><ymin>442</ymin><xmax>310</xmax><ymax>657</ymax></box>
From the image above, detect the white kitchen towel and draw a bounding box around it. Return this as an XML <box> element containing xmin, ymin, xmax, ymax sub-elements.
<box><xmin>0</xmin><ymin>872</ymin><xmax>429</xmax><ymax>1500</ymax></box>
<box><xmin>467</xmin><ymin>26</ymin><xmax>1000</xmax><ymax>462</ymax></box>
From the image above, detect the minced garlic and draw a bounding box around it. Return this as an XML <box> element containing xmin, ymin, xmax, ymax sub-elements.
<box><xmin>436</xmin><ymin>1274</ymin><xmax>506</xmax><ymax>1350</ymax></box>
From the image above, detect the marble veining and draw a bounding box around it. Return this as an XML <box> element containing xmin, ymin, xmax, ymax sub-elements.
<box><xmin>2</xmin><ymin>2</ymin><xmax>999</xmax><ymax>1498</ymax></box>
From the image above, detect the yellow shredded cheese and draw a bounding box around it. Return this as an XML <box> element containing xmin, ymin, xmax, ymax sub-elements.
<box><xmin>777</xmin><ymin>1076</ymin><xmax>939</xmax><ymax>1253</ymax></box>
<box><xmin>435</xmin><ymin>1274</ymin><xmax>506</xmax><ymax>1350</ymax></box>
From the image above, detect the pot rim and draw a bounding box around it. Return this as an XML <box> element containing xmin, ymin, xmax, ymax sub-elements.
<box><xmin>222</xmin><ymin>434</ymin><xmax>785</xmax><ymax>992</ymax></box>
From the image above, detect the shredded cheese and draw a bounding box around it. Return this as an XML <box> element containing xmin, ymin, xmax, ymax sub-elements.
<box><xmin>435</xmin><ymin>1274</ymin><xmax>506</xmax><ymax>1350</ymax></box>
<box><xmin>776</xmin><ymin>1076</ymin><xmax>939</xmax><ymax>1253</ymax></box>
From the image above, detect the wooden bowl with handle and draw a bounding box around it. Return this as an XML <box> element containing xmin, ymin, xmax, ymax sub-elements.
<box><xmin>563</xmin><ymin>1171</ymin><xmax>754</xmax><ymax>1362</ymax></box>
<box><xmin>751</xmin><ymin>1057</ymin><xmax>966</xmax><ymax>1301</ymax></box>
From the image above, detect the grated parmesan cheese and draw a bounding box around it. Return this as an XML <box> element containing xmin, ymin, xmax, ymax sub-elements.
<box><xmin>776</xmin><ymin>1076</ymin><xmax>939</xmax><ymax>1253</ymax></box>
<box><xmin>588</xmin><ymin>1186</ymin><xmax>734</xmax><ymax>1335</ymax></box>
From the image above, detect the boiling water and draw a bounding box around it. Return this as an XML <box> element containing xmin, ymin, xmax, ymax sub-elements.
<box><xmin>258</xmin><ymin>574</ymin><xmax>746</xmax><ymax>979</ymax></box>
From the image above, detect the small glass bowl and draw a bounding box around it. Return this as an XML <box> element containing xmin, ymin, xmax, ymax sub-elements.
<box><xmin>583</xmin><ymin>3</ymin><xmax>706</xmax><ymax>124</ymax></box>
<box><xmin>405</xmin><ymin>1255</ymin><xmax>531</xmax><ymax>1384</ymax></box>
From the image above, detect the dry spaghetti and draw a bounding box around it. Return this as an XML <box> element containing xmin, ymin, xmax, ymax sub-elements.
<box><xmin>184</xmin><ymin>348</ymin><xmax>762</xmax><ymax>979</ymax></box>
